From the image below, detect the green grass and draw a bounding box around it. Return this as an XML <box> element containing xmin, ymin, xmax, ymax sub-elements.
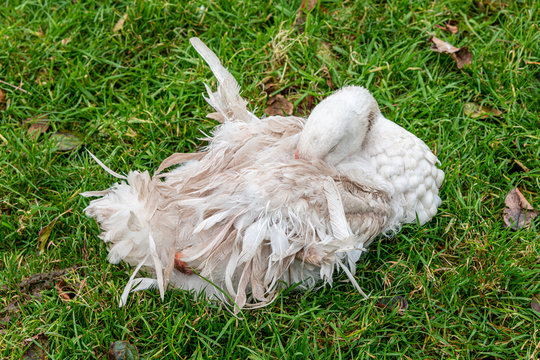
<box><xmin>1</xmin><ymin>0</ymin><xmax>539</xmax><ymax>358</ymax></box>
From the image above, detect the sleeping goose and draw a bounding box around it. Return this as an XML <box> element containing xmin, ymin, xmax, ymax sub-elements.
<box><xmin>83</xmin><ymin>37</ymin><xmax>444</xmax><ymax>311</ymax></box>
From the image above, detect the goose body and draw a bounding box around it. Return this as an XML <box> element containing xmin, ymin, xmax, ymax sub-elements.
<box><xmin>83</xmin><ymin>38</ymin><xmax>444</xmax><ymax>310</ymax></box>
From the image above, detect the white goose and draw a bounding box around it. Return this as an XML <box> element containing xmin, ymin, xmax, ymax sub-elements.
<box><xmin>83</xmin><ymin>38</ymin><xmax>444</xmax><ymax>311</ymax></box>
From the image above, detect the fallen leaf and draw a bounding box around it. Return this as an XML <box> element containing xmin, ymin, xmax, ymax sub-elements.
<box><xmin>376</xmin><ymin>296</ymin><xmax>408</xmax><ymax>315</ymax></box>
<box><xmin>109</xmin><ymin>341</ymin><xmax>139</xmax><ymax>360</ymax></box>
<box><xmin>265</xmin><ymin>95</ymin><xmax>293</xmax><ymax>116</ymax></box>
<box><xmin>37</xmin><ymin>219</ymin><xmax>58</xmax><ymax>252</ymax></box>
<box><xmin>0</xmin><ymin>88</ymin><xmax>6</xmax><ymax>109</ymax></box>
<box><xmin>0</xmin><ymin>87</ymin><xmax>6</xmax><ymax>112</ymax></box>
<box><xmin>55</xmin><ymin>279</ymin><xmax>77</xmax><ymax>301</ymax></box>
<box><xmin>463</xmin><ymin>102</ymin><xmax>502</xmax><ymax>118</ymax></box>
<box><xmin>503</xmin><ymin>188</ymin><xmax>538</xmax><ymax>230</ymax></box>
<box><xmin>22</xmin><ymin>333</ymin><xmax>48</xmax><ymax>360</ymax></box>
<box><xmin>435</xmin><ymin>23</ymin><xmax>459</xmax><ymax>34</ymax></box>
<box><xmin>299</xmin><ymin>0</ymin><xmax>319</xmax><ymax>12</ymax></box>
<box><xmin>50</xmin><ymin>131</ymin><xmax>83</xmax><ymax>151</ymax></box>
<box><xmin>28</xmin><ymin>122</ymin><xmax>49</xmax><ymax>139</ymax></box>
<box><xmin>37</xmin><ymin>208</ymin><xmax>72</xmax><ymax>252</ymax></box>
<box><xmin>295</xmin><ymin>0</ymin><xmax>319</xmax><ymax>31</ymax></box>
<box><xmin>25</xmin><ymin>116</ymin><xmax>50</xmax><ymax>139</ymax></box>
<box><xmin>532</xmin><ymin>294</ymin><xmax>540</xmax><ymax>314</ymax></box>
<box><xmin>55</xmin><ymin>285</ymin><xmax>71</xmax><ymax>300</ymax></box>
<box><xmin>113</xmin><ymin>13</ymin><xmax>128</xmax><ymax>33</ymax></box>
<box><xmin>446</xmin><ymin>24</ymin><xmax>459</xmax><ymax>34</ymax></box>
<box><xmin>430</xmin><ymin>37</ymin><xmax>472</xmax><ymax>69</ymax></box>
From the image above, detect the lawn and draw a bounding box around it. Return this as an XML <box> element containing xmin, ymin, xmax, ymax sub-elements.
<box><xmin>1</xmin><ymin>0</ymin><xmax>539</xmax><ymax>358</ymax></box>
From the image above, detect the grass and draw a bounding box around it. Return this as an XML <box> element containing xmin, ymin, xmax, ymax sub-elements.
<box><xmin>0</xmin><ymin>0</ymin><xmax>538</xmax><ymax>358</ymax></box>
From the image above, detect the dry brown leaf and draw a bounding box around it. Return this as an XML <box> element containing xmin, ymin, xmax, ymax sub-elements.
<box><xmin>26</xmin><ymin>116</ymin><xmax>50</xmax><ymax>139</ymax></box>
<box><xmin>0</xmin><ymin>88</ymin><xmax>6</xmax><ymax>111</ymax></box>
<box><xmin>265</xmin><ymin>95</ymin><xmax>293</xmax><ymax>116</ymax></box>
<box><xmin>295</xmin><ymin>0</ymin><xmax>319</xmax><ymax>31</ymax></box>
<box><xmin>28</xmin><ymin>122</ymin><xmax>49</xmax><ymax>139</ymax></box>
<box><xmin>436</xmin><ymin>23</ymin><xmax>459</xmax><ymax>34</ymax></box>
<box><xmin>463</xmin><ymin>102</ymin><xmax>502</xmax><ymax>118</ymax></box>
<box><xmin>430</xmin><ymin>37</ymin><xmax>472</xmax><ymax>69</ymax></box>
<box><xmin>55</xmin><ymin>279</ymin><xmax>77</xmax><ymax>301</ymax></box>
<box><xmin>113</xmin><ymin>13</ymin><xmax>128</xmax><ymax>33</ymax></box>
<box><xmin>22</xmin><ymin>333</ymin><xmax>48</xmax><ymax>360</ymax></box>
<box><xmin>0</xmin><ymin>88</ymin><xmax>6</xmax><ymax>105</ymax></box>
<box><xmin>299</xmin><ymin>0</ymin><xmax>319</xmax><ymax>12</ymax></box>
<box><xmin>446</xmin><ymin>24</ymin><xmax>459</xmax><ymax>34</ymax></box>
<box><xmin>503</xmin><ymin>188</ymin><xmax>538</xmax><ymax>230</ymax></box>
<box><xmin>55</xmin><ymin>283</ymin><xmax>72</xmax><ymax>301</ymax></box>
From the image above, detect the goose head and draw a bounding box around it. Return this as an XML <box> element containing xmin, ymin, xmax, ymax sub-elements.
<box><xmin>295</xmin><ymin>86</ymin><xmax>380</xmax><ymax>165</ymax></box>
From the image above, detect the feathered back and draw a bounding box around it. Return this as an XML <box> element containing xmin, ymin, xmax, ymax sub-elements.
<box><xmin>159</xmin><ymin>114</ymin><xmax>392</xmax><ymax>308</ymax></box>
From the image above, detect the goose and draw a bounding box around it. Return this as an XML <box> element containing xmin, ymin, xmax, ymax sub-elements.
<box><xmin>83</xmin><ymin>38</ymin><xmax>444</xmax><ymax>311</ymax></box>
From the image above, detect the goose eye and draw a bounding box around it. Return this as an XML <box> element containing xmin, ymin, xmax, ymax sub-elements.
<box><xmin>328</xmin><ymin>144</ymin><xmax>338</xmax><ymax>153</ymax></box>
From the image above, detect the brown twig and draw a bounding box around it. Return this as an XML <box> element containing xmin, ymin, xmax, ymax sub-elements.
<box><xmin>0</xmin><ymin>79</ymin><xmax>30</xmax><ymax>94</ymax></box>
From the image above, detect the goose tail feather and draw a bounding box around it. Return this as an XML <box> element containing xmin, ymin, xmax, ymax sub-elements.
<box><xmin>84</xmin><ymin>156</ymin><xmax>169</xmax><ymax>306</ymax></box>
<box><xmin>190</xmin><ymin>37</ymin><xmax>257</xmax><ymax>123</ymax></box>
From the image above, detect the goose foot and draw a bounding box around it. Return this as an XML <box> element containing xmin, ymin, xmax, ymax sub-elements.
<box><xmin>174</xmin><ymin>252</ymin><xmax>194</xmax><ymax>275</ymax></box>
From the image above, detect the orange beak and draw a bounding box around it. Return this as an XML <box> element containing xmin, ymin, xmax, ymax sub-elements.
<box><xmin>294</xmin><ymin>149</ymin><xmax>300</xmax><ymax>159</ymax></box>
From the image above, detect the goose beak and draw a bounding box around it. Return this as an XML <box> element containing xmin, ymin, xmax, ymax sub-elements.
<box><xmin>294</xmin><ymin>149</ymin><xmax>300</xmax><ymax>160</ymax></box>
